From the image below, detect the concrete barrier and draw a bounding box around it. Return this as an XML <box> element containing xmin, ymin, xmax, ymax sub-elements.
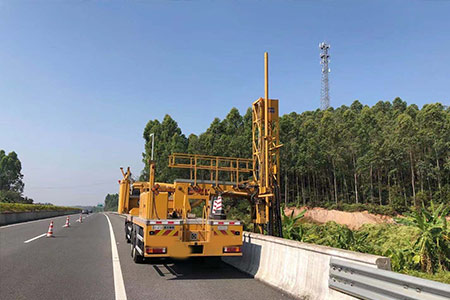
<box><xmin>0</xmin><ymin>210</ymin><xmax>80</xmax><ymax>226</ymax></box>
<box><xmin>223</xmin><ymin>231</ymin><xmax>391</xmax><ymax>300</ymax></box>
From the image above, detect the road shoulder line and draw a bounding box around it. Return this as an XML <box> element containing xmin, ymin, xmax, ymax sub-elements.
<box><xmin>104</xmin><ymin>213</ymin><xmax>128</xmax><ymax>300</ymax></box>
<box><xmin>24</xmin><ymin>233</ymin><xmax>46</xmax><ymax>243</ymax></box>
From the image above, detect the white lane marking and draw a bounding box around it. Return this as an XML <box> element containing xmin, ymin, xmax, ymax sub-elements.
<box><xmin>104</xmin><ymin>213</ymin><xmax>127</xmax><ymax>300</ymax></box>
<box><xmin>24</xmin><ymin>233</ymin><xmax>46</xmax><ymax>243</ymax></box>
<box><xmin>0</xmin><ymin>213</ymin><xmax>80</xmax><ymax>229</ymax></box>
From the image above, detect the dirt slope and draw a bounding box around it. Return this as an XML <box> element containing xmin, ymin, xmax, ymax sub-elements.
<box><xmin>285</xmin><ymin>206</ymin><xmax>395</xmax><ymax>230</ymax></box>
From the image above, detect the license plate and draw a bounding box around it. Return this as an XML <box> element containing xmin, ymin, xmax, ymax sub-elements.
<box><xmin>218</xmin><ymin>225</ymin><xmax>228</xmax><ymax>231</ymax></box>
<box><xmin>153</xmin><ymin>225</ymin><xmax>163</xmax><ymax>230</ymax></box>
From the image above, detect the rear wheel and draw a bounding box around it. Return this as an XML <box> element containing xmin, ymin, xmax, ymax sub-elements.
<box><xmin>130</xmin><ymin>225</ymin><xmax>144</xmax><ymax>263</ymax></box>
<box><xmin>131</xmin><ymin>246</ymin><xmax>144</xmax><ymax>263</ymax></box>
<box><xmin>125</xmin><ymin>222</ymin><xmax>131</xmax><ymax>243</ymax></box>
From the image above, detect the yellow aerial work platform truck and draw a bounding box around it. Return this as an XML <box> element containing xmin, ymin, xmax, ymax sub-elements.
<box><xmin>117</xmin><ymin>52</ymin><xmax>282</xmax><ymax>263</ymax></box>
<box><xmin>118</xmin><ymin>157</ymin><xmax>248</xmax><ymax>262</ymax></box>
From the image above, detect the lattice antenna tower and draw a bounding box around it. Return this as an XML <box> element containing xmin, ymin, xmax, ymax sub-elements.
<box><xmin>319</xmin><ymin>42</ymin><xmax>331</xmax><ymax>110</ymax></box>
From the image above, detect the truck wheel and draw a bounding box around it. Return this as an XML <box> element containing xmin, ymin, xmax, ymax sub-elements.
<box><xmin>125</xmin><ymin>223</ymin><xmax>131</xmax><ymax>243</ymax></box>
<box><xmin>132</xmin><ymin>244</ymin><xmax>144</xmax><ymax>263</ymax></box>
<box><xmin>130</xmin><ymin>228</ymin><xmax>135</xmax><ymax>257</ymax></box>
<box><xmin>130</xmin><ymin>225</ymin><xmax>144</xmax><ymax>263</ymax></box>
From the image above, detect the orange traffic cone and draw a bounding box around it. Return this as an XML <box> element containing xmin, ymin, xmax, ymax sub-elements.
<box><xmin>78</xmin><ymin>214</ymin><xmax>83</xmax><ymax>223</ymax></box>
<box><xmin>46</xmin><ymin>221</ymin><xmax>54</xmax><ymax>237</ymax></box>
<box><xmin>63</xmin><ymin>216</ymin><xmax>70</xmax><ymax>228</ymax></box>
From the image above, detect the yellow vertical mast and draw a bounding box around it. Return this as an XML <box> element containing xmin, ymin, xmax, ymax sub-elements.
<box><xmin>264</xmin><ymin>52</ymin><xmax>269</xmax><ymax>195</ymax></box>
<box><xmin>118</xmin><ymin>167</ymin><xmax>131</xmax><ymax>214</ymax></box>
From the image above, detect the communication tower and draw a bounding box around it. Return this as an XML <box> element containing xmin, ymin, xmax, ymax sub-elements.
<box><xmin>319</xmin><ymin>42</ymin><xmax>331</xmax><ymax>110</ymax></box>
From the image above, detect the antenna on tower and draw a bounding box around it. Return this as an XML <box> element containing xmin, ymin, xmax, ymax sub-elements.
<box><xmin>319</xmin><ymin>42</ymin><xmax>331</xmax><ymax>110</ymax></box>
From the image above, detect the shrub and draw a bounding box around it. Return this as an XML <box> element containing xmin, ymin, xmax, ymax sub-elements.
<box><xmin>281</xmin><ymin>208</ymin><xmax>306</xmax><ymax>240</ymax></box>
<box><xmin>395</xmin><ymin>201</ymin><xmax>450</xmax><ymax>273</ymax></box>
<box><xmin>282</xmin><ymin>218</ymin><xmax>449</xmax><ymax>283</ymax></box>
<box><xmin>0</xmin><ymin>203</ymin><xmax>80</xmax><ymax>213</ymax></box>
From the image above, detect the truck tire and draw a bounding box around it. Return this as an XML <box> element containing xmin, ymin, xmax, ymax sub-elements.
<box><xmin>131</xmin><ymin>225</ymin><xmax>144</xmax><ymax>263</ymax></box>
<box><xmin>130</xmin><ymin>226</ymin><xmax>136</xmax><ymax>257</ymax></box>
<box><xmin>125</xmin><ymin>222</ymin><xmax>131</xmax><ymax>243</ymax></box>
<box><xmin>132</xmin><ymin>246</ymin><xmax>144</xmax><ymax>264</ymax></box>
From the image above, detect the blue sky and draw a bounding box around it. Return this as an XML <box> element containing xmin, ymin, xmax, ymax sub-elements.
<box><xmin>1</xmin><ymin>0</ymin><xmax>449</xmax><ymax>206</ymax></box>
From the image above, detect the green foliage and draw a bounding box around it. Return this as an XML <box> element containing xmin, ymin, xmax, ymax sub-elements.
<box><xmin>92</xmin><ymin>204</ymin><xmax>104</xmax><ymax>213</ymax></box>
<box><xmin>281</xmin><ymin>208</ymin><xmax>306</xmax><ymax>240</ymax></box>
<box><xmin>104</xmin><ymin>193</ymin><xmax>119</xmax><ymax>211</ymax></box>
<box><xmin>292</xmin><ymin>221</ymin><xmax>370</xmax><ymax>252</ymax></box>
<box><xmin>141</xmin><ymin>115</ymin><xmax>189</xmax><ymax>182</ymax></box>
<box><xmin>223</xmin><ymin>197</ymin><xmax>253</xmax><ymax>231</ymax></box>
<box><xmin>0</xmin><ymin>203</ymin><xmax>80</xmax><ymax>213</ymax></box>
<box><xmin>0</xmin><ymin>150</ymin><xmax>24</xmax><ymax>192</ymax></box>
<box><xmin>281</xmin><ymin>100</ymin><xmax>449</xmax><ymax>208</ymax></box>
<box><xmin>0</xmin><ymin>190</ymin><xmax>32</xmax><ymax>204</ymax></box>
<box><xmin>359</xmin><ymin>223</ymin><xmax>419</xmax><ymax>272</ymax></box>
<box><xmin>402</xmin><ymin>270</ymin><xmax>450</xmax><ymax>284</ymax></box>
<box><xmin>395</xmin><ymin>202</ymin><xmax>450</xmax><ymax>273</ymax></box>
<box><xmin>140</xmin><ymin>100</ymin><xmax>449</xmax><ymax>211</ymax></box>
<box><xmin>281</xmin><ymin>217</ymin><xmax>449</xmax><ymax>283</ymax></box>
<box><xmin>140</xmin><ymin>108</ymin><xmax>253</xmax><ymax>183</ymax></box>
<box><xmin>0</xmin><ymin>150</ymin><xmax>33</xmax><ymax>203</ymax></box>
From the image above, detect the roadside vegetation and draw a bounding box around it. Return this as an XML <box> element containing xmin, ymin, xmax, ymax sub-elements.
<box><xmin>139</xmin><ymin>99</ymin><xmax>449</xmax><ymax>213</ymax></box>
<box><xmin>0</xmin><ymin>150</ymin><xmax>81</xmax><ymax>213</ymax></box>
<box><xmin>0</xmin><ymin>203</ymin><xmax>80</xmax><ymax>213</ymax></box>
<box><xmin>103</xmin><ymin>193</ymin><xmax>119</xmax><ymax>211</ymax></box>
<box><xmin>281</xmin><ymin>203</ymin><xmax>450</xmax><ymax>284</ymax></box>
<box><xmin>0</xmin><ymin>150</ymin><xmax>33</xmax><ymax>204</ymax></box>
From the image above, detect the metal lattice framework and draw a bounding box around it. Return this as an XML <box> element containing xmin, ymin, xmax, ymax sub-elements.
<box><xmin>319</xmin><ymin>42</ymin><xmax>330</xmax><ymax>110</ymax></box>
<box><xmin>168</xmin><ymin>153</ymin><xmax>253</xmax><ymax>186</ymax></box>
<box><xmin>251</xmin><ymin>53</ymin><xmax>283</xmax><ymax>236</ymax></box>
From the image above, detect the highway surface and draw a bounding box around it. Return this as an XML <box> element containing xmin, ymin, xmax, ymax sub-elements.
<box><xmin>0</xmin><ymin>213</ymin><xmax>293</xmax><ymax>300</ymax></box>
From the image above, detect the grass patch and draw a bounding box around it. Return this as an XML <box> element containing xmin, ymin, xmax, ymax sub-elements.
<box><xmin>0</xmin><ymin>203</ymin><xmax>80</xmax><ymax>213</ymax></box>
<box><xmin>402</xmin><ymin>270</ymin><xmax>450</xmax><ymax>284</ymax></box>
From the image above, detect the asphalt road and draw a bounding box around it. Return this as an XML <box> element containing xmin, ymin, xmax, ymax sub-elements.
<box><xmin>0</xmin><ymin>212</ymin><xmax>293</xmax><ymax>300</ymax></box>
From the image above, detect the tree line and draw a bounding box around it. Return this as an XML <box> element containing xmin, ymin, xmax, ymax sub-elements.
<box><xmin>103</xmin><ymin>193</ymin><xmax>119</xmax><ymax>211</ymax></box>
<box><xmin>138</xmin><ymin>98</ymin><xmax>449</xmax><ymax>212</ymax></box>
<box><xmin>0</xmin><ymin>150</ymin><xmax>33</xmax><ymax>204</ymax></box>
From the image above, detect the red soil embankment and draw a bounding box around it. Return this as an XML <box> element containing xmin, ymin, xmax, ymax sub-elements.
<box><xmin>285</xmin><ymin>206</ymin><xmax>395</xmax><ymax>230</ymax></box>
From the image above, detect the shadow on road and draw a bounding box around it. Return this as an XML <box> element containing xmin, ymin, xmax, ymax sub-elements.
<box><xmin>141</xmin><ymin>257</ymin><xmax>251</xmax><ymax>280</ymax></box>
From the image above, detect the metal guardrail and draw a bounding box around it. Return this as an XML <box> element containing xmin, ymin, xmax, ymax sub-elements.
<box><xmin>329</xmin><ymin>258</ymin><xmax>450</xmax><ymax>300</ymax></box>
